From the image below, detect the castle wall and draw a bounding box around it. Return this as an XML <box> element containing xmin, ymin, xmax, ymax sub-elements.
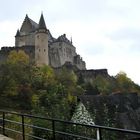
<box><xmin>77</xmin><ymin>69</ymin><xmax>109</xmax><ymax>83</ymax></box>
<box><xmin>49</xmin><ymin>42</ymin><xmax>76</xmax><ymax>68</ymax></box>
<box><xmin>0</xmin><ymin>50</ymin><xmax>9</xmax><ymax>63</ymax></box>
<box><xmin>35</xmin><ymin>31</ymin><xmax>49</xmax><ymax>66</ymax></box>
<box><xmin>73</xmin><ymin>55</ymin><xmax>86</xmax><ymax>70</ymax></box>
<box><xmin>0</xmin><ymin>46</ymin><xmax>35</xmax><ymax>63</ymax></box>
<box><xmin>15</xmin><ymin>33</ymin><xmax>35</xmax><ymax>47</ymax></box>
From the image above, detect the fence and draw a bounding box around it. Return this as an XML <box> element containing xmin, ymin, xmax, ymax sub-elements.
<box><xmin>0</xmin><ymin>110</ymin><xmax>140</xmax><ymax>140</ymax></box>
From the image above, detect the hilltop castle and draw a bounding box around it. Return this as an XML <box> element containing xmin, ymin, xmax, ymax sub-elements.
<box><xmin>0</xmin><ymin>14</ymin><xmax>86</xmax><ymax>70</ymax></box>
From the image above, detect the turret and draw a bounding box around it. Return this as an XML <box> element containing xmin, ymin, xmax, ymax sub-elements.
<box><xmin>15</xmin><ymin>29</ymin><xmax>20</xmax><ymax>37</ymax></box>
<box><xmin>35</xmin><ymin>13</ymin><xmax>49</xmax><ymax>66</ymax></box>
<box><xmin>15</xmin><ymin>29</ymin><xmax>20</xmax><ymax>46</ymax></box>
<box><xmin>38</xmin><ymin>13</ymin><xmax>47</xmax><ymax>30</ymax></box>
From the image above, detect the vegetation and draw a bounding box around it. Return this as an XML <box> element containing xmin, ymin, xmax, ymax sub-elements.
<box><xmin>0</xmin><ymin>50</ymin><xmax>140</xmax><ymax>139</ymax></box>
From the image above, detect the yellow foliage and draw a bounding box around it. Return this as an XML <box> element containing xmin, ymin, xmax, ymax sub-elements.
<box><xmin>7</xmin><ymin>50</ymin><xmax>29</xmax><ymax>64</ymax></box>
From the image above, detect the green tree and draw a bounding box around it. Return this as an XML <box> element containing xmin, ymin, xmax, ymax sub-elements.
<box><xmin>0</xmin><ymin>50</ymin><xmax>33</xmax><ymax>110</ymax></box>
<box><xmin>93</xmin><ymin>75</ymin><xmax>112</xmax><ymax>94</ymax></box>
<box><xmin>85</xmin><ymin>82</ymin><xmax>100</xmax><ymax>95</ymax></box>
<box><xmin>7</xmin><ymin>50</ymin><xmax>29</xmax><ymax>65</ymax></box>
<box><xmin>115</xmin><ymin>71</ymin><xmax>136</xmax><ymax>92</ymax></box>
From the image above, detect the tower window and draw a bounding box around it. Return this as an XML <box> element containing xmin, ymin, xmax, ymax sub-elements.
<box><xmin>39</xmin><ymin>49</ymin><xmax>40</xmax><ymax>52</ymax></box>
<box><xmin>37</xmin><ymin>35</ymin><xmax>39</xmax><ymax>39</ymax></box>
<box><xmin>44</xmin><ymin>49</ymin><xmax>46</xmax><ymax>52</ymax></box>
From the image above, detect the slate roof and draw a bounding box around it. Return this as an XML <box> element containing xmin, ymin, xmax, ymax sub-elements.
<box><xmin>18</xmin><ymin>14</ymin><xmax>72</xmax><ymax>45</ymax></box>
<box><xmin>38</xmin><ymin>14</ymin><xmax>47</xmax><ymax>29</ymax></box>
<box><xmin>55</xmin><ymin>34</ymin><xmax>72</xmax><ymax>45</ymax></box>
<box><xmin>48</xmin><ymin>29</ymin><xmax>56</xmax><ymax>43</ymax></box>
<box><xmin>28</xmin><ymin>17</ymin><xmax>38</xmax><ymax>30</ymax></box>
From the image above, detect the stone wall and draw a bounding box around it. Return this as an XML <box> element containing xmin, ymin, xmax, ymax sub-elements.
<box><xmin>35</xmin><ymin>30</ymin><xmax>49</xmax><ymax>66</ymax></box>
<box><xmin>49</xmin><ymin>41</ymin><xmax>76</xmax><ymax>67</ymax></box>
<box><xmin>73</xmin><ymin>55</ymin><xmax>86</xmax><ymax>70</ymax></box>
<box><xmin>79</xmin><ymin>92</ymin><xmax>140</xmax><ymax>139</ymax></box>
<box><xmin>15</xmin><ymin>32</ymin><xmax>35</xmax><ymax>47</ymax></box>
<box><xmin>0</xmin><ymin>46</ymin><xmax>35</xmax><ymax>63</ymax></box>
<box><xmin>49</xmin><ymin>41</ymin><xmax>86</xmax><ymax>70</ymax></box>
<box><xmin>76</xmin><ymin>69</ymin><xmax>109</xmax><ymax>83</ymax></box>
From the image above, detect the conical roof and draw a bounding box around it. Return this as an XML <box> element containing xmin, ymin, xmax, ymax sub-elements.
<box><xmin>15</xmin><ymin>29</ymin><xmax>20</xmax><ymax>37</ymax></box>
<box><xmin>38</xmin><ymin>13</ymin><xmax>47</xmax><ymax>29</ymax></box>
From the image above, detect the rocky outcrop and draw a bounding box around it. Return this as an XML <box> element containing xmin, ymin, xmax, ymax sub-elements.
<box><xmin>79</xmin><ymin>92</ymin><xmax>140</xmax><ymax>139</ymax></box>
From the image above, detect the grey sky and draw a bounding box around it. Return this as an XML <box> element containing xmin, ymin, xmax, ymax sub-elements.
<box><xmin>0</xmin><ymin>0</ymin><xmax>140</xmax><ymax>84</ymax></box>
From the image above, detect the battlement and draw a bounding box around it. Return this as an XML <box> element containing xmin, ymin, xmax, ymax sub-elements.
<box><xmin>1</xmin><ymin>46</ymin><xmax>15</xmax><ymax>52</ymax></box>
<box><xmin>0</xmin><ymin>46</ymin><xmax>35</xmax><ymax>64</ymax></box>
<box><xmin>80</xmin><ymin>69</ymin><xmax>108</xmax><ymax>76</ymax></box>
<box><xmin>0</xmin><ymin>46</ymin><xmax>34</xmax><ymax>54</ymax></box>
<box><xmin>76</xmin><ymin>69</ymin><xmax>109</xmax><ymax>82</ymax></box>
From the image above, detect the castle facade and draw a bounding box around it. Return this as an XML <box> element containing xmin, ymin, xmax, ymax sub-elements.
<box><xmin>0</xmin><ymin>14</ymin><xmax>86</xmax><ymax>70</ymax></box>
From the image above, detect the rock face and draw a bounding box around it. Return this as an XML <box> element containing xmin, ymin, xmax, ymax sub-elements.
<box><xmin>108</xmin><ymin>92</ymin><xmax>140</xmax><ymax>130</ymax></box>
<box><xmin>79</xmin><ymin>92</ymin><xmax>140</xmax><ymax>139</ymax></box>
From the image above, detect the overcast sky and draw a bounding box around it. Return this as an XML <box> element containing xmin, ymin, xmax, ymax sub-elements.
<box><xmin>0</xmin><ymin>0</ymin><xmax>140</xmax><ymax>84</ymax></box>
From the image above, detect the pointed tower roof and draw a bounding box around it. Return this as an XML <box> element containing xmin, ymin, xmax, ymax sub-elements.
<box><xmin>24</xmin><ymin>14</ymin><xmax>30</xmax><ymax>23</ymax></box>
<box><xmin>15</xmin><ymin>29</ymin><xmax>20</xmax><ymax>37</ymax></box>
<box><xmin>25</xmin><ymin>14</ymin><xmax>28</xmax><ymax>19</ymax></box>
<box><xmin>38</xmin><ymin>13</ymin><xmax>47</xmax><ymax>29</ymax></box>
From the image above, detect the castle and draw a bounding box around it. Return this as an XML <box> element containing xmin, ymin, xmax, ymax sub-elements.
<box><xmin>0</xmin><ymin>14</ymin><xmax>86</xmax><ymax>70</ymax></box>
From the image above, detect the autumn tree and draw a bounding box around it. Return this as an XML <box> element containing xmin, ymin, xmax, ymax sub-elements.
<box><xmin>115</xmin><ymin>71</ymin><xmax>139</xmax><ymax>93</ymax></box>
<box><xmin>0</xmin><ymin>50</ymin><xmax>32</xmax><ymax>110</ymax></box>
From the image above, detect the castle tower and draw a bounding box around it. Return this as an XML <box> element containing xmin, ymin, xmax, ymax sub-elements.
<box><xmin>35</xmin><ymin>14</ymin><xmax>49</xmax><ymax>66</ymax></box>
<box><xmin>15</xmin><ymin>14</ymin><xmax>38</xmax><ymax>47</ymax></box>
<box><xmin>15</xmin><ymin>29</ymin><xmax>20</xmax><ymax>46</ymax></box>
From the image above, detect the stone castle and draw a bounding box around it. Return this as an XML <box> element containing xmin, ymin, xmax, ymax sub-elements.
<box><xmin>0</xmin><ymin>14</ymin><xmax>86</xmax><ymax>70</ymax></box>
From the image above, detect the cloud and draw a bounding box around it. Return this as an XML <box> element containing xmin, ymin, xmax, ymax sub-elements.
<box><xmin>110</xmin><ymin>27</ymin><xmax>140</xmax><ymax>41</ymax></box>
<box><xmin>0</xmin><ymin>20</ymin><xmax>20</xmax><ymax>46</ymax></box>
<box><xmin>0</xmin><ymin>0</ymin><xmax>140</xmax><ymax>85</ymax></box>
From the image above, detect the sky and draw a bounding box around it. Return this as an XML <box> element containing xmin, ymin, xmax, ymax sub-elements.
<box><xmin>0</xmin><ymin>0</ymin><xmax>140</xmax><ymax>84</ymax></box>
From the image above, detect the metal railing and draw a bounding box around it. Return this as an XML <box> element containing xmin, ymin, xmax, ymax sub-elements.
<box><xmin>0</xmin><ymin>110</ymin><xmax>140</xmax><ymax>140</ymax></box>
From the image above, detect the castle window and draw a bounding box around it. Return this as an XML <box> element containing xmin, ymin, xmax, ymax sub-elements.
<box><xmin>39</xmin><ymin>49</ymin><xmax>40</xmax><ymax>52</ymax></box>
<box><xmin>44</xmin><ymin>49</ymin><xmax>46</xmax><ymax>52</ymax></box>
<box><xmin>37</xmin><ymin>35</ymin><xmax>39</xmax><ymax>39</ymax></box>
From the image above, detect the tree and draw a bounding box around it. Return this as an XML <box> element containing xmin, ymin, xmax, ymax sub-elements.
<box><xmin>0</xmin><ymin>50</ymin><xmax>33</xmax><ymax>110</ymax></box>
<box><xmin>31</xmin><ymin>65</ymin><xmax>55</xmax><ymax>90</ymax></box>
<box><xmin>93</xmin><ymin>75</ymin><xmax>113</xmax><ymax>94</ymax></box>
<box><xmin>85</xmin><ymin>82</ymin><xmax>100</xmax><ymax>95</ymax></box>
<box><xmin>7</xmin><ymin>50</ymin><xmax>29</xmax><ymax>65</ymax></box>
<box><xmin>115</xmin><ymin>71</ymin><xmax>136</xmax><ymax>92</ymax></box>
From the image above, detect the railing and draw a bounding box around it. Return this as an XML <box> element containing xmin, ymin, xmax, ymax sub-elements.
<box><xmin>0</xmin><ymin>110</ymin><xmax>140</xmax><ymax>140</ymax></box>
